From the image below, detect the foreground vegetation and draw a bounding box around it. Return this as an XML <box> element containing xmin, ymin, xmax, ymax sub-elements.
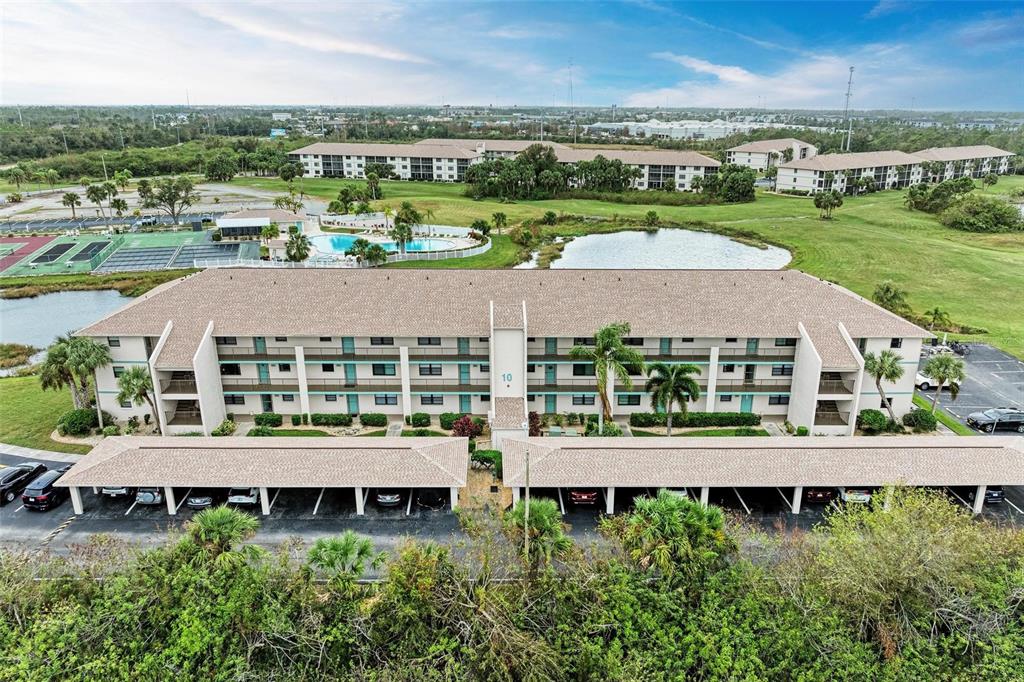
<box><xmin>1</xmin><ymin>488</ymin><xmax>1021</xmax><ymax>679</ymax></box>
<box><xmin>0</xmin><ymin>268</ymin><xmax>195</xmax><ymax>299</ymax></box>
<box><xmin>0</xmin><ymin>343</ymin><xmax>37</xmax><ymax>369</ymax></box>
<box><xmin>0</xmin><ymin>376</ymin><xmax>90</xmax><ymax>453</ymax></box>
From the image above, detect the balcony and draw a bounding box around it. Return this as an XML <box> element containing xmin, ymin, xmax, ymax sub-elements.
<box><xmin>814</xmin><ymin>411</ymin><xmax>849</xmax><ymax>426</ymax></box>
<box><xmin>161</xmin><ymin>378</ymin><xmax>198</xmax><ymax>395</ymax></box>
<box><xmin>716</xmin><ymin>379</ymin><xmax>791</xmax><ymax>393</ymax></box>
<box><xmin>817</xmin><ymin>378</ymin><xmax>854</xmax><ymax>395</ymax></box>
<box><xmin>220</xmin><ymin>378</ymin><xmax>301</xmax><ymax>393</ymax></box>
<box><xmin>407</xmin><ymin>347</ymin><xmax>488</xmax><ymax>361</ymax></box>
<box><xmin>217</xmin><ymin>346</ymin><xmax>295</xmax><ymax>361</ymax></box>
<box><xmin>168</xmin><ymin>409</ymin><xmax>203</xmax><ymax>426</ymax></box>
<box><xmin>717</xmin><ymin>347</ymin><xmax>796</xmax><ymax>362</ymax></box>
<box><xmin>303</xmin><ymin>346</ymin><xmax>399</xmax><ymax>362</ymax></box>
<box><xmin>305</xmin><ymin>378</ymin><xmax>401</xmax><ymax>393</ymax></box>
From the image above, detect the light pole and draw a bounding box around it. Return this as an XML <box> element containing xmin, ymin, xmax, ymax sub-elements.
<box><xmin>523</xmin><ymin>446</ymin><xmax>530</xmax><ymax>565</ymax></box>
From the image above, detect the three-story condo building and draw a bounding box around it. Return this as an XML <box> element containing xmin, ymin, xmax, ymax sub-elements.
<box><xmin>77</xmin><ymin>269</ymin><xmax>929</xmax><ymax>437</ymax></box>
<box><xmin>913</xmin><ymin>145</ymin><xmax>1016</xmax><ymax>181</ymax></box>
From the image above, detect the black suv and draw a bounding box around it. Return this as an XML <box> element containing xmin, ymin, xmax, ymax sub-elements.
<box><xmin>1</xmin><ymin>462</ymin><xmax>47</xmax><ymax>505</ymax></box>
<box><xmin>966</xmin><ymin>408</ymin><xmax>1024</xmax><ymax>433</ymax></box>
<box><xmin>21</xmin><ymin>467</ymin><xmax>71</xmax><ymax>511</ymax></box>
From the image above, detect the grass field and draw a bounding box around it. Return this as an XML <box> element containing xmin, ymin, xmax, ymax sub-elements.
<box><xmin>632</xmin><ymin>427</ymin><xmax>771</xmax><ymax>437</ymax></box>
<box><xmin>0</xmin><ymin>268</ymin><xmax>195</xmax><ymax>299</ymax></box>
<box><xmin>232</xmin><ymin>176</ymin><xmax>1024</xmax><ymax>357</ymax></box>
<box><xmin>0</xmin><ymin>376</ymin><xmax>92</xmax><ymax>454</ymax></box>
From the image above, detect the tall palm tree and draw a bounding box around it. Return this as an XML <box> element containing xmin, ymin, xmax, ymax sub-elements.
<box><xmin>116</xmin><ymin>366</ymin><xmax>160</xmax><ymax>433</ymax></box>
<box><xmin>569</xmin><ymin>322</ymin><xmax>646</xmax><ymax>429</ymax></box>
<box><xmin>110</xmin><ymin>198</ymin><xmax>128</xmax><ymax>217</ymax></box>
<box><xmin>186</xmin><ymin>506</ymin><xmax>262</xmax><ymax>567</ymax></box>
<box><xmin>113</xmin><ymin>169</ymin><xmax>133</xmax><ymax>192</ymax></box>
<box><xmin>492</xmin><ymin>211</ymin><xmax>508</xmax><ymax>234</ymax></box>
<box><xmin>307</xmin><ymin>531</ymin><xmax>383</xmax><ymax>588</ymax></box>
<box><xmin>388</xmin><ymin>220</ymin><xmax>413</xmax><ymax>254</ymax></box>
<box><xmin>62</xmin><ymin>192</ymin><xmax>81</xmax><ymax>219</ymax></box>
<box><xmin>923</xmin><ymin>307</ymin><xmax>951</xmax><ymax>331</ymax></box>
<box><xmin>922</xmin><ymin>354</ymin><xmax>965</xmax><ymax>415</ymax></box>
<box><xmin>39</xmin><ymin>335</ymin><xmax>111</xmax><ymax>410</ymax></box>
<box><xmin>7</xmin><ymin>167</ymin><xmax>26</xmax><ymax>190</ymax></box>
<box><xmin>44</xmin><ymin>169</ymin><xmax>60</xmax><ymax>192</ymax></box>
<box><xmin>260</xmin><ymin>223</ymin><xmax>278</xmax><ymax>245</ymax></box>
<box><xmin>285</xmin><ymin>232</ymin><xmax>311</xmax><ymax>262</ymax></box>
<box><xmin>644</xmin><ymin>363</ymin><xmax>701</xmax><ymax>436</ymax></box>
<box><xmin>872</xmin><ymin>280</ymin><xmax>911</xmax><ymax>317</ymax></box>
<box><xmin>863</xmin><ymin>350</ymin><xmax>905</xmax><ymax>422</ymax></box>
<box><xmin>364</xmin><ymin>243</ymin><xmax>388</xmax><ymax>266</ymax></box>
<box><xmin>85</xmin><ymin>184</ymin><xmax>109</xmax><ymax>223</ymax></box>
<box><xmin>39</xmin><ymin>336</ymin><xmax>85</xmax><ymax>409</ymax></box>
<box><xmin>504</xmin><ymin>498</ymin><xmax>572</xmax><ymax>567</ymax></box>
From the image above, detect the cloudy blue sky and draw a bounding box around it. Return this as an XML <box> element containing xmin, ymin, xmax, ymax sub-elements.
<box><xmin>3</xmin><ymin>1</ymin><xmax>1022</xmax><ymax>110</ymax></box>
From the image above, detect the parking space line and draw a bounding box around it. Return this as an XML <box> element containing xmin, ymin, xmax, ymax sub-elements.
<box><xmin>731</xmin><ymin>487</ymin><xmax>751</xmax><ymax>515</ymax></box>
<box><xmin>776</xmin><ymin>487</ymin><xmax>793</xmax><ymax>512</ymax></box>
<box><xmin>312</xmin><ymin>487</ymin><xmax>325</xmax><ymax>515</ymax></box>
<box><xmin>13</xmin><ymin>505</ymin><xmax>24</xmax><ymax>513</ymax></box>
<box><xmin>176</xmin><ymin>487</ymin><xmax>192</xmax><ymax>512</ymax></box>
<box><xmin>124</xmin><ymin>500</ymin><xmax>138</xmax><ymax>516</ymax></box>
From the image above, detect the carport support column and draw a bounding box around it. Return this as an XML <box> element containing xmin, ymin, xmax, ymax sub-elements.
<box><xmin>605</xmin><ymin>487</ymin><xmax>615</xmax><ymax>515</ymax></box>
<box><xmin>450</xmin><ymin>486</ymin><xmax>459</xmax><ymax>510</ymax></box>
<box><xmin>791</xmin><ymin>486</ymin><xmax>802</xmax><ymax>515</ymax></box>
<box><xmin>973</xmin><ymin>485</ymin><xmax>986</xmax><ymax>515</ymax></box>
<box><xmin>70</xmin><ymin>486</ymin><xmax>84</xmax><ymax>515</ymax></box>
<box><xmin>354</xmin><ymin>486</ymin><xmax>365</xmax><ymax>515</ymax></box>
<box><xmin>700</xmin><ymin>486</ymin><xmax>709</xmax><ymax>507</ymax></box>
<box><xmin>164</xmin><ymin>486</ymin><xmax>176</xmax><ymax>515</ymax></box>
<box><xmin>399</xmin><ymin>346</ymin><xmax>412</xmax><ymax>419</ymax></box>
<box><xmin>295</xmin><ymin>345</ymin><xmax>310</xmax><ymax>418</ymax></box>
<box><xmin>706</xmin><ymin>346</ymin><xmax>719</xmax><ymax>412</ymax></box>
<box><xmin>259</xmin><ymin>487</ymin><xmax>270</xmax><ymax>516</ymax></box>
<box><xmin>512</xmin><ymin>487</ymin><xmax>521</xmax><ymax>505</ymax></box>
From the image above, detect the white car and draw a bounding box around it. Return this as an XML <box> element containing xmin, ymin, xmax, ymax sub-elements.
<box><xmin>915</xmin><ymin>372</ymin><xmax>960</xmax><ymax>391</ymax></box>
<box><xmin>838</xmin><ymin>487</ymin><xmax>872</xmax><ymax>504</ymax></box>
<box><xmin>227</xmin><ymin>487</ymin><xmax>259</xmax><ymax>505</ymax></box>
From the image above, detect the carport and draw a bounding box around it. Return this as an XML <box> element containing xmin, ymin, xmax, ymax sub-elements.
<box><xmin>502</xmin><ymin>436</ymin><xmax>1024</xmax><ymax>516</ymax></box>
<box><xmin>57</xmin><ymin>436</ymin><xmax>469</xmax><ymax>517</ymax></box>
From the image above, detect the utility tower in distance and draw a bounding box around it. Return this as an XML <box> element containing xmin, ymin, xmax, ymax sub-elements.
<box><xmin>842</xmin><ymin>66</ymin><xmax>855</xmax><ymax>152</ymax></box>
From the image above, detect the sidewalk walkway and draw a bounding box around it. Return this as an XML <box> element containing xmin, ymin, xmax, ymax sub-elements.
<box><xmin>0</xmin><ymin>443</ymin><xmax>83</xmax><ymax>464</ymax></box>
<box><xmin>763</xmin><ymin>422</ymin><xmax>787</xmax><ymax>437</ymax></box>
<box><xmin>385</xmin><ymin>422</ymin><xmax>403</xmax><ymax>437</ymax></box>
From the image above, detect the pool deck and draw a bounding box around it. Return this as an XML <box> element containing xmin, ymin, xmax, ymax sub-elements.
<box><xmin>306</xmin><ymin>224</ymin><xmax>475</xmax><ymax>260</ymax></box>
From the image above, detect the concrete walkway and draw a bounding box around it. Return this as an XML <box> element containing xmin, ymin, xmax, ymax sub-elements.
<box><xmin>763</xmin><ymin>422</ymin><xmax>787</xmax><ymax>437</ymax></box>
<box><xmin>0</xmin><ymin>443</ymin><xmax>83</xmax><ymax>463</ymax></box>
<box><xmin>385</xmin><ymin>422</ymin><xmax>403</xmax><ymax>437</ymax></box>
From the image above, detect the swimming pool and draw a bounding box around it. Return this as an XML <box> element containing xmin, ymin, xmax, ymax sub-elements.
<box><xmin>311</xmin><ymin>234</ymin><xmax>456</xmax><ymax>254</ymax></box>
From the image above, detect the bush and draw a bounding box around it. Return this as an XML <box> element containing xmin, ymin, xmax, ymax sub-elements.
<box><xmin>248</xmin><ymin>425</ymin><xmax>273</xmax><ymax>436</ymax></box>
<box><xmin>796</xmin><ymin>426</ymin><xmax>809</xmax><ymax>436</ymax></box>
<box><xmin>903</xmin><ymin>408</ymin><xmax>938</xmax><ymax>432</ymax></box>
<box><xmin>409</xmin><ymin>412</ymin><xmax>431</xmax><ymax>428</ymax></box>
<box><xmin>440</xmin><ymin>412</ymin><xmax>467</xmax><ymax>430</ymax></box>
<box><xmin>211</xmin><ymin>419</ymin><xmax>237</xmax><ymax>436</ymax></box>
<box><xmin>585</xmin><ymin>420</ymin><xmax>623</xmax><ymax>437</ymax></box>
<box><xmin>939</xmin><ymin>195</ymin><xmax>1023</xmax><ymax>233</ymax></box>
<box><xmin>857</xmin><ymin>409</ymin><xmax>889</xmax><ymax>434</ymax></box>
<box><xmin>628</xmin><ymin>411</ymin><xmax>761</xmax><ymax>428</ymax></box>
<box><xmin>472</xmin><ymin>449</ymin><xmax>502</xmax><ymax>476</ymax></box>
<box><xmin>310</xmin><ymin>413</ymin><xmax>353</xmax><ymax>426</ymax></box>
<box><xmin>291</xmin><ymin>414</ymin><xmax>302</xmax><ymax>426</ymax></box>
<box><xmin>451</xmin><ymin>414</ymin><xmax>483</xmax><ymax>438</ymax></box>
<box><xmin>57</xmin><ymin>408</ymin><xmax>98</xmax><ymax>436</ymax></box>
<box><xmin>528</xmin><ymin>411</ymin><xmax>541</xmax><ymax>437</ymax></box>
<box><xmin>102</xmin><ymin>425</ymin><xmax>121</xmax><ymax>436</ymax></box>
<box><xmin>360</xmin><ymin>413</ymin><xmax>388</xmax><ymax>427</ymax></box>
<box><xmin>253</xmin><ymin>412</ymin><xmax>283</xmax><ymax>427</ymax></box>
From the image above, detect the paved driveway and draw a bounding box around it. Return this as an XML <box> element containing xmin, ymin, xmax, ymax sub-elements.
<box><xmin>917</xmin><ymin>343</ymin><xmax>1023</xmax><ymax>429</ymax></box>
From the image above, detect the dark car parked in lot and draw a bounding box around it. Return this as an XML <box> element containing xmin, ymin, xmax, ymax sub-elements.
<box><xmin>21</xmin><ymin>466</ymin><xmax>71</xmax><ymax>511</ymax></box>
<box><xmin>1</xmin><ymin>462</ymin><xmax>47</xmax><ymax>505</ymax></box>
<box><xmin>804</xmin><ymin>487</ymin><xmax>836</xmax><ymax>503</ymax></box>
<box><xmin>568</xmin><ymin>489</ymin><xmax>599</xmax><ymax>505</ymax></box>
<box><xmin>966</xmin><ymin>408</ymin><xmax>1024</xmax><ymax>433</ymax></box>
<box><xmin>416</xmin><ymin>489</ymin><xmax>446</xmax><ymax>510</ymax></box>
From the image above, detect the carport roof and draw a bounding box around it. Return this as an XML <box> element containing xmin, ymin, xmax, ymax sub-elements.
<box><xmin>58</xmin><ymin>437</ymin><xmax>469</xmax><ymax>488</ymax></box>
<box><xmin>502</xmin><ymin>436</ymin><xmax>1024</xmax><ymax>488</ymax></box>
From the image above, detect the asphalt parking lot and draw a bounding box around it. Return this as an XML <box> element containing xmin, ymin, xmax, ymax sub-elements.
<box><xmin>1</xmin><ymin>212</ymin><xmax>223</xmax><ymax>232</ymax></box>
<box><xmin>917</xmin><ymin>343</ymin><xmax>1023</xmax><ymax>431</ymax></box>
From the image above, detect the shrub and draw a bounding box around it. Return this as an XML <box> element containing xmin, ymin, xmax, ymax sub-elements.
<box><xmin>451</xmin><ymin>414</ymin><xmax>483</xmax><ymax>438</ymax></box>
<box><xmin>291</xmin><ymin>414</ymin><xmax>302</xmax><ymax>426</ymax></box>
<box><xmin>302</xmin><ymin>413</ymin><xmax>309</xmax><ymax>425</ymax></box>
<box><xmin>409</xmin><ymin>412</ymin><xmax>431</xmax><ymax>428</ymax></box>
<box><xmin>248</xmin><ymin>425</ymin><xmax>273</xmax><ymax>436</ymax></box>
<box><xmin>528</xmin><ymin>411</ymin><xmax>541</xmax><ymax>437</ymax></box>
<box><xmin>360</xmin><ymin>413</ymin><xmax>388</xmax><ymax>427</ymax></box>
<box><xmin>903</xmin><ymin>409</ymin><xmax>938</xmax><ymax>432</ymax></box>
<box><xmin>102</xmin><ymin>425</ymin><xmax>121</xmax><ymax>436</ymax></box>
<box><xmin>939</xmin><ymin>195</ymin><xmax>1023</xmax><ymax>233</ymax></box>
<box><xmin>472</xmin><ymin>449</ymin><xmax>502</xmax><ymax>476</ymax></box>
<box><xmin>857</xmin><ymin>409</ymin><xmax>889</xmax><ymax>434</ymax></box>
<box><xmin>254</xmin><ymin>412</ymin><xmax>283</xmax><ymax>427</ymax></box>
<box><xmin>795</xmin><ymin>426</ymin><xmax>809</xmax><ymax>436</ymax></box>
<box><xmin>468</xmin><ymin>439</ymin><xmax>477</xmax><ymax>453</ymax></box>
<box><xmin>585</xmin><ymin>420</ymin><xmax>623</xmax><ymax>437</ymax></box>
<box><xmin>211</xmin><ymin>420</ymin><xmax>237</xmax><ymax>436</ymax></box>
<box><xmin>627</xmin><ymin>411</ymin><xmax>761</xmax><ymax>428</ymax></box>
<box><xmin>311</xmin><ymin>413</ymin><xmax>354</xmax><ymax>427</ymax></box>
<box><xmin>57</xmin><ymin>408</ymin><xmax>98</xmax><ymax>436</ymax></box>
<box><xmin>541</xmin><ymin>210</ymin><xmax>558</xmax><ymax>225</ymax></box>
<box><xmin>211</xmin><ymin>229</ymin><xmax>222</xmax><ymax>242</ymax></box>
<box><xmin>439</xmin><ymin>412</ymin><xmax>467</xmax><ymax>430</ymax></box>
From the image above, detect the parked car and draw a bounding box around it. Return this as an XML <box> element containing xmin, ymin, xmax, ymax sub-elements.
<box><xmin>227</xmin><ymin>487</ymin><xmax>260</xmax><ymax>505</ymax></box>
<box><xmin>1</xmin><ymin>462</ymin><xmax>47</xmax><ymax>505</ymax></box>
<box><xmin>953</xmin><ymin>485</ymin><xmax>1006</xmax><ymax>505</ymax></box>
<box><xmin>568</xmin><ymin>489</ymin><xmax>599</xmax><ymax>505</ymax></box>
<box><xmin>838</xmin><ymin>487</ymin><xmax>872</xmax><ymax>504</ymax></box>
<box><xmin>804</xmin><ymin>487</ymin><xmax>836</xmax><ymax>503</ymax></box>
<box><xmin>915</xmin><ymin>371</ymin><xmax>959</xmax><ymax>391</ymax></box>
<box><xmin>135</xmin><ymin>488</ymin><xmax>163</xmax><ymax>505</ymax></box>
<box><xmin>416</xmin><ymin>489</ymin><xmax>446</xmax><ymax>510</ymax></box>
<box><xmin>100</xmin><ymin>486</ymin><xmax>136</xmax><ymax>498</ymax></box>
<box><xmin>966</xmin><ymin>408</ymin><xmax>1024</xmax><ymax>433</ymax></box>
<box><xmin>375</xmin><ymin>489</ymin><xmax>403</xmax><ymax>507</ymax></box>
<box><xmin>21</xmin><ymin>467</ymin><xmax>71</xmax><ymax>511</ymax></box>
<box><xmin>185</xmin><ymin>489</ymin><xmax>218</xmax><ymax>509</ymax></box>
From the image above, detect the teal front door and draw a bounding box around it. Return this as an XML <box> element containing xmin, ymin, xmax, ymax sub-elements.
<box><xmin>341</xmin><ymin>337</ymin><xmax>355</xmax><ymax>354</ymax></box>
<box><xmin>254</xmin><ymin>336</ymin><xmax>266</xmax><ymax>354</ymax></box>
<box><xmin>746</xmin><ymin>338</ymin><xmax>759</xmax><ymax>354</ymax></box>
<box><xmin>257</xmin><ymin>363</ymin><xmax>270</xmax><ymax>383</ymax></box>
<box><xmin>459</xmin><ymin>395</ymin><xmax>472</xmax><ymax>413</ymax></box>
<box><xmin>459</xmin><ymin>363</ymin><xmax>470</xmax><ymax>385</ymax></box>
<box><xmin>346</xmin><ymin>395</ymin><xmax>359</xmax><ymax>414</ymax></box>
<box><xmin>545</xmin><ymin>364</ymin><xmax>556</xmax><ymax>385</ymax></box>
<box><xmin>261</xmin><ymin>395</ymin><xmax>273</xmax><ymax>412</ymax></box>
<box><xmin>545</xmin><ymin>395</ymin><xmax>556</xmax><ymax>413</ymax></box>
<box><xmin>344</xmin><ymin>363</ymin><xmax>356</xmax><ymax>387</ymax></box>
<box><xmin>740</xmin><ymin>395</ymin><xmax>754</xmax><ymax>413</ymax></box>
<box><xmin>457</xmin><ymin>337</ymin><xmax>470</xmax><ymax>355</ymax></box>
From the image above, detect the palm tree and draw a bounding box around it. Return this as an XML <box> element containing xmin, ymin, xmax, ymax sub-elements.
<box><xmin>62</xmin><ymin>192</ymin><xmax>81</xmax><ymax>219</ymax></box>
<box><xmin>113</xmin><ymin>169</ymin><xmax>133</xmax><ymax>192</ymax></box>
<box><xmin>39</xmin><ymin>336</ymin><xmax>85</xmax><ymax>409</ymax></box>
<box><xmin>260</xmin><ymin>223</ymin><xmax>278</xmax><ymax>245</ymax></box>
<box><xmin>307</xmin><ymin>531</ymin><xmax>383</xmax><ymax>589</ymax></box>
<box><xmin>186</xmin><ymin>506</ymin><xmax>262</xmax><ymax>567</ymax></box>
<box><xmin>44</xmin><ymin>169</ymin><xmax>60</xmax><ymax>192</ymax></box>
<box><xmin>504</xmin><ymin>498</ymin><xmax>572</xmax><ymax>567</ymax></box>
<box><xmin>644</xmin><ymin>363</ymin><xmax>701</xmax><ymax>436</ymax></box>
<box><xmin>39</xmin><ymin>335</ymin><xmax>111</xmax><ymax>410</ymax></box>
<box><xmin>7</xmin><ymin>167</ymin><xmax>26</xmax><ymax>190</ymax></box>
<box><xmin>366</xmin><ymin>172</ymin><xmax>381</xmax><ymax>200</ymax></box>
<box><xmin>85</xmin><ymin>184</ymin><xmax>109</xmax><ymax>223</ymax></box>
<box><xmin>924</xmin><ymin>307</ymin><xmax>951</xmax><ymax>331</ymax></box>
<box><xmin>388</xmin><ymin>220</ymin><xmax>413</xmax><ymax>254</ymax></box>
<box><xmin>364</xmin><ymin>243</ymin><xmax>388</xmax><ymax>266</ymax></box>
<box><xmin>569</xmin><ymin>322</ymin><xmax>646</xmax><ymax>429</ymax></box>
<box><xmin>922</xmin><ymin>354</ymin><xmax>965</xmax><ymax>415</ymax></box>
<box><xmin>110</xmin><ymin>198</ymin><xmax>128</xmax><ymax>217</ymax></box>
<box><xmin>492</xmin><ymin>211</ymin><xmax>508</xmax><ymax>234</ymax></box>
<box><xmin>872</xmin><ymin>280</ymin><xmax>911</xmax><ymax>317</ymax></box>
<box><xmin>32</xmin><ymin>170</ymin><xmax>48</xmax><ymax>192</ymax></box>
<box><xmin>345</xmin><ymin>237</ymin><xmax>371</xmax><ymax>260</ymax></box>
<box><xmin>863</xmin><ymin>350</ymin><xmax>905</xmax><ymax>422</ymax></box>
<box><xmin>116</xmin><ymin>365</ymin><xmax>160</xmax><ymax>433</ymax></box>
<box><xmin>286</xmin><ymin>232</ymin><xmax>311</xmax><ymax>262</ymax></box>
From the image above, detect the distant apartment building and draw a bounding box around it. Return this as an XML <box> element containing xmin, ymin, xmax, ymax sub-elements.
<box><xmin>725</xmin><ymin>138</ymin><xmax>818</xmax><ymax>172</ymax></box>
<box><xmin>271</xmin><ymin>112</ymin><xmax>292</xmax><ymax>122</ymax></box>
<box><xmin>77</xmin><ymin>268</ymin><xmax>929</xmax><ymax>438</ymax></box>
<box><xmin>912</xmin><ymin>145</ymin><xmax>1015</xmax><ymax>182</ymax></box>
<box><xmin>775</xmin><ymin>151</ymin><xmax>925</xmax><ymax>195</ymax></box>
<box><xmin>288</xmin><ymin>139</ymin><xmax>720</xmax><ymax>191</ymax></box>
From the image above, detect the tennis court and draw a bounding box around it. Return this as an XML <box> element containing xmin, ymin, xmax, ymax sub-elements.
<box><xmin>169</xmin><ymin>243</ymin><xmax>240</xmax><ymax>267</ymax></box>
<box><xmin>0</xmin><ymin>236</ymin><xmax>56</xmax><ymax>272</ymax></box>
<box><xmin>69</xmin><ymin>241</ymin><xmax>111</xmax><ymax>262</ymax></box>
<box><xmin>31</xmin><ymin>242</ymin><xmax>76</xmax><ymax>264</ymax></box>
<box><xmin>93</xmin><ymin>247</ymin><xmax>180</xmax><ymax>273</ymax></box>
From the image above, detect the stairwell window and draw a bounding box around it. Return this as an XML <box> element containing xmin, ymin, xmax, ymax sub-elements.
<box><xmin>572</xmin><ymin>395</ymin><xmax>595</xmax><ymax>406</ymax></box>
<box><xmin>325</xmin><ymin>394</ymin><xmax>338</xmax><ymax>402</ymax></box>
<box><xmin>890</xmin><ymin>338</ymin><xmax>903</xmax><ymax>349</ymax></box>
<box><xmin>322</xmin><ymin>364</ymin><xmax>335</xmax><ymax>372</ymax></box>
<box><xmin>107</xmin><ymin>337</ymin><xmax>121</xmax><ymax>348</ymax></box>
<box><xmin>417</xmin><ymin>337</ymin><xmax>441</xmax><ymax>346</ymax></box>
<box><xmin>769</xmin><ymin>395</ymin><xmax>790</xmax><ymax>405</ymax></box>
<box><xmin>720</xmin><ymin>395</ymin><xmax>733</xmax><ymax>402</ymax></box>
<box><xmin>722</xmin><ymin>364</ymin><xmax>735</xmax><ymax>373</ymax></box>
<box><xmin>215</xmin><ymin>336</ymin><xmax>237</xmax><ymax>345</ymax></box>
<box><xmin>112</xmin><ymin>366</ymin><xmax>125</xmax><ymax>378</ymax></box>
<box><xmin>278</xmin><ymin>363</ymin><xmax>291</xmax><ymax>372</ymax></box>
<box><xmin>370</xmin><ymin>337</ymin><xmax>394</xmax><ymax>346</ymax></box>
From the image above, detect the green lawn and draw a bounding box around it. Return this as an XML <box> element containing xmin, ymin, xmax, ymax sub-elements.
<box><xmin>0</xmin><ymin>376</ymin><xmax>91</xmax><ymax>454</ymax></box>
<box><xmin>632</xmin><ymin>427</ymin><xmax>771</xmax><ymax>437</ymax></box>
<box><xmin>230</xmin><ymin>176</ymin><xmax>1024</xmax><ymax>358</ymax></box>
<box><xmin>359</xmin><ymin>429</ymin><xmax>449</xmax><ymax>437</ymax></box>
<box><xmin>912</xmin><ymin>393</ymin><xmax>973</xmax><ymax>435</ymax></box>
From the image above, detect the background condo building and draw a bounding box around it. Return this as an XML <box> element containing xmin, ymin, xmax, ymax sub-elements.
<box><xmin>776</xmin><ymin>150</ymin><xmax>925</xmax><ymax>194</ymax></box>
<box><xmin>725</xmin><ymin>138</ymin><xmax>818</xmax><ymax>171</ymax></box>
<box><xmin>913</xmin><ymin>145</ymin><xmax>1016</xmax><ymax>182</ymax></box>
<box><xmin>78</xmin><ymin>269</ymin><xmax>928</xmax><ymax>438</ymax></box>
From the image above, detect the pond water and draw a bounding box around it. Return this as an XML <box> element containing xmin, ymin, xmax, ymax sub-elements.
<box><xmin>0</xmin><ymin>289</ymin><xmax>129</xmax><ymax>349</ymax></box>
<box><xmin>520</xmin><ymin>228</ymin><xmax>791</xmax><ymax>270</ymax></box>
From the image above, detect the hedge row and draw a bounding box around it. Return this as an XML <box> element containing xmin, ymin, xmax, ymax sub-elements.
<box><xmin>406</xmin><ymin>413</ymin><xmax>431</xmax><ymax>427</ymax></box>
<box><xmin>57</xmin><ymin>409</ymin><xmax>115</xmax><ymax>436</ymax></box>
<box><xmin>254</xmin><ymin>412</ymin><xmax>283</xmax><ymax>427</ymax></box>
<box><xmin>311</xmin><ymin>413</ymin><xmax>353</xmax><ymax>427</ymax></box>
<box><xmin>439</xmin><ymin>412</ymin><xmax>468</xmax><ymax>430</ymax></box>
<box><xmin>359</xmin><ymin>413</ymin><xmax>388</xmax><ymax>427</ymax></box>
<box><xmin>628</xmin><ymin>411</ymin><xmax>762</xmax><ymax>428</ymax></box>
